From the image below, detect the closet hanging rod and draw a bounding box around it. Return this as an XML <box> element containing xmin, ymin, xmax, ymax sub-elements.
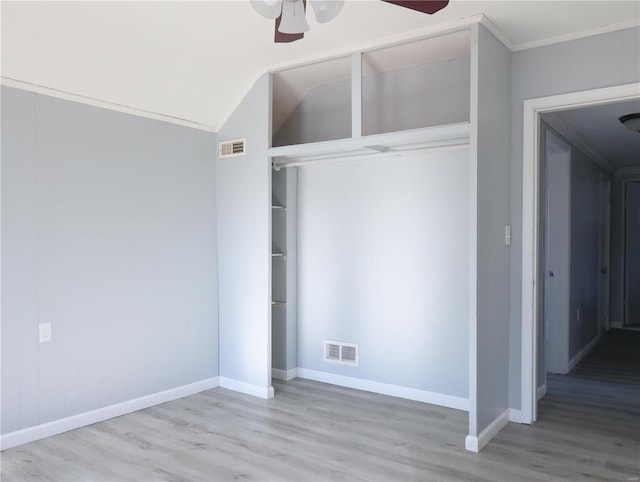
<box><xmin>272</xmin><ymin>140</ymin><xmax>469</xmax><ymax>171</ymax></box>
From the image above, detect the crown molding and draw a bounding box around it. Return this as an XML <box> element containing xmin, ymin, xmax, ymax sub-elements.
<box><xmin>614</xmin><ymin>166</ymin><xmax>640</xmax><ymax>176</ymax></box>
<box><xmin>542</xmin><ymin>111</ymin><xmax>615</xmax><ymax>173</ymax></box>
<box><xmin>512</xmin><ymin>19</ymin><xmax>640</xmax><ymax>52</ymax></box>
<box><xmin>1</xmin><ymin>77</ymin><xmax>217</xmax><ymax>133</ymax></box>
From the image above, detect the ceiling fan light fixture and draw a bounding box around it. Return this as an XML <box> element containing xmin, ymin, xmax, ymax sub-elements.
<box><xmin>310</xmin><ymin>0</ymin><xmax>344</xmax><ymax>23</ymax></box>
<box><xmin>619</xmin><ymin>113</ymin><xmax>640</xmax><ymax>133</ymax></box>
<box><xmin>251</xmin><ymin>0</ymin><xmax>283</xmax><ymax>19</ymax></box>
<box><xmin>278</xmin><ymin>0</ymin><xmax>310</xmax><ymax>34</ymax></box>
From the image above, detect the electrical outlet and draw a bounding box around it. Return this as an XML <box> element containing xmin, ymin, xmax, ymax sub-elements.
<box><xmin>39</xmin><ymin>323</ymin><xmax>52</xmax><ymax>343</ymax></box>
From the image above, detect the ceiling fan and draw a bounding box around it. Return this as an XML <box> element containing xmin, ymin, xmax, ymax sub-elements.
<box><xmin>251</xmin><ymin>0</ymin><xmax>450</xmax><ymax>43</ymax></box>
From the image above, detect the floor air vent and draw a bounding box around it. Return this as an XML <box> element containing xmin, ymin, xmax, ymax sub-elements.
<box><xmin>324</xmin><ymin>340</ymin><xmax>358</xmax><ymax>366</ymax></box>
<box><xmin>219</xmin><ymin>138</ymin><xmax>246</xmax><ymax>158</ymax></box>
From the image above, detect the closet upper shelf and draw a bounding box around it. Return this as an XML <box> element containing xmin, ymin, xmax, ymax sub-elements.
<box><xmin>269</xmin><ymin>122</ymin><xmax>470</xmax><ymax>169</ymax></box>
<box><xmin>270</xmin><ymin>28</ymin><xmax>471</xmax><ymax>148</ymax></box>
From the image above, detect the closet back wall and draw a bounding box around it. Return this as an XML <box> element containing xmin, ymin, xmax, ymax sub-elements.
<box><xmin>273</xmin><ymin>57</ymin><xmax>470</xmax><ymax>147</ymax></box>
<box><xmin>296</xmin><ymin>149</ymin><xmax>470</xmax><ymax>399</ymax></box>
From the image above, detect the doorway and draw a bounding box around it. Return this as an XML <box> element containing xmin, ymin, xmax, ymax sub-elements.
<box><xmin>538</xmin><ymin>123</ymin><xmax>612</xmax><ymax>383</ymax></box>
<box><xmin>520</xmin><ymin>82</ymin><xmax>640</xmax><ymax>424</ymax></box>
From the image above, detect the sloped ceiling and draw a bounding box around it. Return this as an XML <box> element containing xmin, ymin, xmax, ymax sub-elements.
<box><xmin>1</xmin><ymin>1</ymin><xmax>638</xmax><ymax>131</ymax></box>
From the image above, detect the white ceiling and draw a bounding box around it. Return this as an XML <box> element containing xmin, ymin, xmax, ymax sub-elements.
<box><xmin>1</xmin><ymin>1</ymin><xmax>639</xmax><ymax>131</ymax></box>
<box><xmin>545</xmin><ymin>100</ymin><xmax>640</xmax><ymax>171</ymax></box>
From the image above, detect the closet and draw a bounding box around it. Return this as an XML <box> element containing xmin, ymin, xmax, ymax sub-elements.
<box><xmin>269</xmin><ymin>29</ymin><xmax>473</xmax><ymax>383</ymax></box>
<box><xmin>267</xmin><ymin>20</ymin><xmax>512</xmax><ymax>449</ymax></box>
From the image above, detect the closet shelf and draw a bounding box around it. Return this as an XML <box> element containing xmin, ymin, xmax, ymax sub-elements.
<box><xmin>272</xmin><ymin>205</ymin><xmax>286</xmax><ymax>210</ymax></box>
<box><xmin>269</xmin><ymin>122</ymin><xmax>470</xmax><ymax>170</ymax></box>
<box><xmin>272</xmin><ymin>301</ymin><xmax>287</xmax><ymax>307</ymax></box>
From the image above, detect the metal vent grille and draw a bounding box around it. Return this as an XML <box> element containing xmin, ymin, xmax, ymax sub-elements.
<box><xmin>324</xmin><ymin>340</ymin><xmax>358</xmax><ymax>366</ymax></box>
<box><xmin>341</xmin><ymin>345</ymin><xmax>357</xmax><ymax>363</ymax></box>
<box><xmin>219</xmin><ymin>138</ymin><xmax>246</xmax><ymax>158</ymax></box>
<box><xmin>325</xmin><ymin>343</ymin><xmax>340</xmax><ymax>361</ymax></box>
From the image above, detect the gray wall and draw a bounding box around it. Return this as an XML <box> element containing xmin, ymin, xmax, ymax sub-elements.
<box><xmin>1</xmin><ymin>86</ymin><xmax>218</xmax><ymax>435</ymax></box>
<box><xmin>296</xmin><ymin>149</ymin><xmax>470</xmax><ymax>398</ymax></box>
<box><xmin>473</xmin><ymin>25</ymin><xmax>512</xmax><ymax>433</ymax></box>
<box><xmin>569</xmin><ymin>148</ymin><xmax>603</xmax><ymax>359</ymax></box>
<box><xmin>216</xmin><ymin>74</ymin><xmax>272</xmax><ymax>389</ymax></box>
<box><xmin>623</xmin><ymin>181</ymin><xmax>640</xmax><ymax>324</ymax></box>
<box><xmin>274</xmin><ymin>57</ymin><xmax>470</xmax><ymax>147</ymax></box>
<box><xmin>362</xmin><ymin>57</ymin><xmax>470</xmax><ymax>136</ymax></box>
<box><xmin>273</xmin><ymin>78</ymin><xmax>351</xmax><ymax>147</ymax></box>
<box><xmin>508</xmin><ymin>26</ymin><xmax>640</xmax><ymax>408</ymax></box>
<box><xmin>610</xmin><ymin>172</ymin><xmax>640</xmax><ymax>325</ymax></box>
<box><xmin>537</xmin><ymin>122</ymin><xmax>604</xmax><ymax>374</ymax></box>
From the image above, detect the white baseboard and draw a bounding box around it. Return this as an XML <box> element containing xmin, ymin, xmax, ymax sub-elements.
<box><xmin>537</xmin><ymin>383</ymin><xmax>547</xmax><ymax>400</ymax></box>
<box><xmin>0</xmin><ymin>377</ymin><xmax>220</xmax><ymax>451</ymax></box>
<box><xmin>465</xmin><ymin>409</ymin><xmax>510</xmax><ymax>453</ymax></box>
<box><xmin>272</xmin><ymin>368</ymin><xmax>298</xmax><ymax>381</ymax></box>
<box><xmin>218</xmin><ymin>377</ymin><xmax>274</xmax><ymax>399</ymax></box>
<box><xmin>508</xmin><ymin>408</ymin><xmax>523</xmax><ymax>423</ymax></box>
<box><xmin>296</xmin><ymin>368</ymin><xmax>468</xmax><ymax>411</ymax></box>
<box><xmin>568</xmin><ymin>333</ymin><xmax>601</xmax><ymax>373</ymax></box>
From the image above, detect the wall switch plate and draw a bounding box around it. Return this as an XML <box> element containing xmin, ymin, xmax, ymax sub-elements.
<box><xmin>39</xmin><ymin>323</ymin><xmax>52</xmax><ymax>343</ymax></box>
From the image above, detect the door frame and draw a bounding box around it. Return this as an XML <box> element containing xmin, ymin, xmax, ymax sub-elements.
<box><xmin>520</xmin><ymin>82</ymin><xmax>640</xmax><ymax>425</ymax></box>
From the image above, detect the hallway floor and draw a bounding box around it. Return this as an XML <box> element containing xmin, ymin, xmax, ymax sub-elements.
<box><xmin>546</xmin><ymin>328</ymin><xmax>640</xmax><ymax>412</ymax></box>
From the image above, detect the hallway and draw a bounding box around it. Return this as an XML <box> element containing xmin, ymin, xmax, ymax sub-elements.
<box><xmin>546</xmin><ymin>328</ymin><xmax>640</xmax><ymax>412</ymax></box>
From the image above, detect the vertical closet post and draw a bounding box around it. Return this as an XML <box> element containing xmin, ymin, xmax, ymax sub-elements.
<box><xmin>352</xmin><ymin>52</ymin><xmax>363</xmax><ymax>138</ymax></box>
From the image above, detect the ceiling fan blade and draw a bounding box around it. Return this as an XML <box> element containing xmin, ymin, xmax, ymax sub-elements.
<box><xmin>274</xmin><ymin>0</ymin><xmax>307</xmax><ymax>43</ymax></box>
<box><xmin>275</xmin><ymin>21</ymin><xmax>305</xmax><ymax>42</ymax></box>
<box><xmin>381</xmin><ymin>0</ymin><xmax>449</xmax><ymax>15</ymax></box>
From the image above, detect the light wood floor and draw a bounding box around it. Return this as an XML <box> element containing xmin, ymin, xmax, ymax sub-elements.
<box><xmin>2</xmin><ymin>373</ymin><xmax>639</xmax><ymax>482</ymax></box>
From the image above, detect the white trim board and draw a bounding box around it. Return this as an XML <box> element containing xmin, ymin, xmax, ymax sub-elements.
<box><xmin>508</xmin><ymin>409</ymin><xmax>523</xmax><ymax>424</ymax></box>
<box><xmin>511</xmin><ymin>19</ymin><xmax>640</xmax><ymax>52</ymax></box>
<box><xmin>615</xmin><ymin>167</ymin><xmax>640</xmax><ymax>176</ymax></box>
<box><xmin>465</xmin><ymin>409</ymin><xmax>511</xmax><ymax>453</ymax></box>
<box><xmin>296</xmin><ymin>368</ymin><xmax>469</xmax><ymax>412</ymax></box>
<box><xmin>567</xmin><ymin>334</ymin><xmax>601</xmax><ymax>373</ymax></box>
<box><xmin>542</xmin><ymin>113</ymin><xmax>614</xmax><ymax>173</ymax></box>
<box><xmin>537</xmin><ymin>384</ymin><xmax>547</xmax><ymax>401</ymax></box>
<box><xmin>0</xmin><ymin>377</ymin><xmax>220</xmax><ymax>451</ymax></box>
<box><xmin>218</xmin><ymin>377</ymin><xmax>275</xmax><ymax>399</ymax></box>
<box><xmin>0</xmin><ymin>77</ymin><xmax>217</xmax><ymax>133</ymax></box>
<box><xmin>272</xmin><ymin>368</ymin><xmax>298</xmax><ymax>381</ymax></box>
<box><xmin>520</xmin><ymin>82</ymin><xmax>640</xmax><ymax>425</ymax></box>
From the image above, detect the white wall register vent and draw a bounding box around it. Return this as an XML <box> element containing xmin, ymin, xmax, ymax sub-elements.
<box><xmin>218</xmin><ymin>138</ymin><xmax>246</xmax><ymax>158</ymax></box>
<box><xmin>324</xmin><ymin>340</ymin><xmax>359</xmax><ymax>366</ymax></box>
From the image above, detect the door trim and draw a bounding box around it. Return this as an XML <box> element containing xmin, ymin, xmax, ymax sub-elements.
<box><xmin>520</xmin><ymin>82</ymin><xmax>640</xmax><ymax>425</ymax></box>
